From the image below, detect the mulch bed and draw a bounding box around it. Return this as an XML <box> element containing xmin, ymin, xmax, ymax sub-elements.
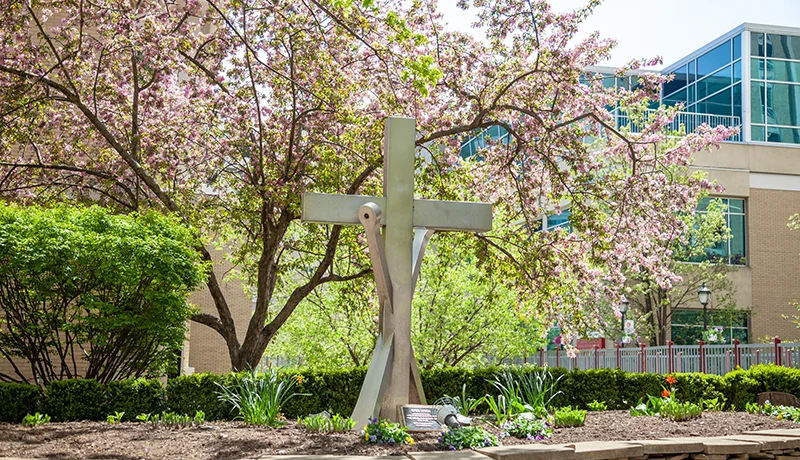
<box><xmin>0</xmin><ymin>411</ymin><xmax>797</xmax><ymax>459</ymax></box>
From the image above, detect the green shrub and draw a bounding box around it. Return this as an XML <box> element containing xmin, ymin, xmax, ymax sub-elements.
<box><xmin>166</xmin><ymin>373</ymin><xmax>236</xmax><ymax>421</ymax></box>
<box><xmin>500</xmin><ymin>416</ymin><xmax>552</xmax><ymax>440</ymax></box>
<box><xmin>215</xmin><ymin>369</ymin><xmax>308</xmax><ymax>426</ymax></box>
<box><xmin>43</xmin><ymin>379</ymin><xmax>105</xmax><ymax>422</ymax></box>
<box><xmin>283</xmin><ymin>368</ymin><xmax>367</xmax><ymax>419</ymax></box>
<box><xmin>0</xmin><ymin>382</ymin><xmax>42</xmax><ymax>423</ymax></box>
<box><xmin>587</xmin><ymin>400</ymin><xmax>607</xmax><ymax>411</ymax></box>
<box><xmin>672</xmin><ymin>373</ymin><xmax>727</xmax><ymax>406</ymax></box>
<box><xmin>659</xmin><ymin>400</ymin><xmax>702</xmax><ymax>421</ymax></box>
<box><xmin>439</xmin><ymin>426</ymin><xmax>499</xmax><ymax>450</ymax></box>
<box><xmin>558</xmin><ymin>369</ymin><xmax>621</xmax><ymax>409</ymax></box>
<box><xmin>362</xmin><ymin>418</ymin><xmax>413</xmax><ymax>444</ymax></box>
<box><xmin>553</xmin><ymin>406</ymin><xmax>587</xmax><ymax>427</ymax></box>
<box><xmin>106</xmin><ymin>378</ymin><xmax>165</xmax><ymax>421</ymax></box>
<box><xmin>21</xmin><ymin>412</ymin><xmax>50</xmax><ymax>426</ymax></box>
<box><xmin>724</xmin><ymin>369</ymin><xmax>760</xmax><ymax>409</ymax></box>
<box><xmin>743</xmin><ymin>365</ymin><xmax>800</xmax><ymax>397</ymax></box>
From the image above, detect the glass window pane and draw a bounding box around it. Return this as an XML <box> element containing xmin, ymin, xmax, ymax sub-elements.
<box><xmin>688</xmin><ymin>61</ymin><xmax>696</xmax><ymax>83</ymax></box>
<box><xmin>767</xmin><ymin>82</ymin><xmax>800</xmax><ymax>127</ymax></box>
<box><xmin>768</xmin><ymin>127</ymin><xmax>800</xmax><ymax>144</ymax></box>
<box><xmin>728</xmin><ymin>198</ymin><xmax>745</xmax><ymax>214</ymax></box>
<box><xmin>697</xmin><ymin>197</ymin><xmax>712</xmax><ymax>211</ymax></box>
<box><xmin>697</xmin><ymin>65</ymin><xmax>731</xmax><ymax>101</ymax></box>
<box><xmin>664</xmin><ymin>65</ymin><xmax>688</xmax><ymax>95</ymax></box>
<box><xmin>547</xmin><ymin>210</ymin><xmax>571</xmax><ymax>231</ymax></box>
<box><xmin>733</xmin><ymin>33</ymin><xmax>742</xmax><ymax>59</ymax></box>
<box><xmin>751</xmin><ymin>32</ymin><xmax>764</xmax><ymax>57</ymax></box>
<box><xmin>729</xmin><ymin>214</ymin><xmax>745</xmax><ymax>259</ymax></box>
<box><xmin>767</xmin><ymin>33</ymin><xmax>800</xmax><ymax>59</ymax></box>
<box><xmin>751</xmin><ymin>58</ymin><xmax>765</xmax><ymax>79</ymax></box>
<box><xmin>751</xmin><ymin>82</ymin><xmax>766</xmax><ymax>123</ymax></box>
<box><xmin>698</xmin><ymin>41</ymin><xmax>732</xmax><ymax>78</ymax></box>
<box><xmin>769</xmin><ymin>59</ymin><xmax>800</xmax><ymax>83</ymax></box>
<box><xmin>733</xmin><ymin>83</ymin><xmax>742</xmax><ymax>121</ymax></box>
<box><xmin>752</xmin><ymin>124</ymin><xmax>766</xmax><ymax>141</ymax></box>
<box><xmin>733</xmin><ymin>60</ymin><xmax>741</xmax><ymax>83</ymax></box>
<box><xmin>688</xmin><ymin>84</ymin><xmax>696</xmax><ymax>105</ymax></box>
<box><xmin>697</xmin><ymin>87</ymin><xmax>732</xmax><ymax>116</ymax></box>
<box><xmin>664</xmin><ymin>88</ymin><xmax>687</xmax><ymax>107</ymax></box>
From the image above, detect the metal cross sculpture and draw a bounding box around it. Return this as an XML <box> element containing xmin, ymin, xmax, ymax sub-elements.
<box><xmin>301</xmin><ymin>117</ymin><xmax>493</xmax><ymax>428</ymax></box>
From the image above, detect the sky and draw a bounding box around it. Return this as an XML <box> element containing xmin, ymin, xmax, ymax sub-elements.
<box><xmin>437</xmin><ymin>0</ymin><xmax>800</xmax><ymax>69</ymax></box>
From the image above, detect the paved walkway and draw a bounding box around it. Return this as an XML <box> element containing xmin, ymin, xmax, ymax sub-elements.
<box><xmin>3</xmin><ymin>428</ymin><xmax>800</xmax><ymax>460</ymax></box>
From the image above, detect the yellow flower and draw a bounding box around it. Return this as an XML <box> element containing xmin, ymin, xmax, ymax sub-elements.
<box><xmin>295</xmin><ymin>375</ymin><xmax>304</xmax><ymax>384</ymax></box>
<box><xmin>365</xmin><ymin>432</ymin><xmax>370</xmax><ymax>440</ymax></box>
<box><xmin>407</xmin><ymin>437</ymin><xmax>414</xmax><ymax>445</ymax></box>
<box><xmin>778</xmin><ymin>414</ymin><xmax>783</xmax><ymax>420</ymax></box>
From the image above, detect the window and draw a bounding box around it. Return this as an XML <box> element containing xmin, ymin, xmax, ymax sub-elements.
<box><xmin>749</xmin><ymin>32</ymin><xmax>800</xmax><ymax>144</ymax></box>
<box><xmin>694</xmin><ymin>198</ymin><xmax>746</xmax><ymax>265</ymax></box>
<box><xmin>460</xmin><ymin>125</ymin><xmax>509</xmax><ymax>158</ymax></box>
<box><xmin>670</xmin><ymin>309</ymin><xmax>749</xmax><ymax>345</ymax></box>
<box><xmin>533</xmin><ymin>209</ymin><xmax>571</xmax><ymax>233</ymax></box>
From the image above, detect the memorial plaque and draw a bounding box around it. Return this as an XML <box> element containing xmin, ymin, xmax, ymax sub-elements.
<box><xmin>400</xmin><ymin>404</ymin><xmax>442</xmax><ymax>432</ymax></box>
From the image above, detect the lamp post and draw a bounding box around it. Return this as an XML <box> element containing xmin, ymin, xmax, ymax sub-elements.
<box><xmin>698</xmin><ymin>283</ymin><xmax>712</xmax><ymax>331</ymax></box>
<box><xmin>620</xmin><ymin>296</ymin><xmax>629</xmax><ymax>346</ymax></box>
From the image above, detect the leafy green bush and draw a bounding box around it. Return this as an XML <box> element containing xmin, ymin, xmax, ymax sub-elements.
<box><xmin>500</xmin><ymin>416</ymin><xmax>552</xmax><ymax>440</ymax></box>
<box><xmin>659</xmin><ymin>400</ymin><xmax>702</xmax><ymax>421</ymax></box>
<box><xmin>106</xmin><ymin>378</ymin><xmax>165</xmax><ymax>421</ymax></box>
<box><xmin>746</xmin><ymin>401</ymin><xmax>800</xmax><ymax>422</ymax></box>
<box><xmin>587</xmin><ymin>400</ymin><xmax>607</xmax><ymax>411</ymax></box>
<box><xmin>439</xmin><ymin>426</ymin><xmax>499</xmax><ymax>450</ymax></box>
<box><xmin>283</xmin><ymin>367</ymin><xmax>367</xmax><ymax>419</ymax></box>
<box><xmin>361</xmin><ymin>418</ymin><xmax>413</xmax><ymax>444</ymax></box>
<box><xmin>554</xmin><ymin>407</ymin><xmax>587</xmax><ymax>427</ymax></box>
<box><xmin>0</xmin><ymin>382</ymin><xmax>42</xmax><ymax>423</ymax></box>
<box><xmin>744</xmin><ymin>365</ymin><xmax>800</xmax><ymax>396</ymax></box>
<box><xmin>215</xmin><ymin>369</ymin><xmax>308</xmax><ymax>426</ymax></box>
<box><xmin>21</xmin><ymin>413</ymin><xmax>50</xmax><ymax>426</ymax></box>
<box><xmin>725</xmin><ymin>369</ymin><xmax>760</xmax><ymax>410</ymax></box>
<box><xmin>43</xmin><ymin>379</ymin><xmax>105</xmax><ymax>422</ymax></box>
<box><xmin>672</xmin><ymin>373</ymin><xmax>727</xmax><ymax>405</ymax></box>
<box><xmin>166</xmin><ymin>373</ymin><xmax>236</xmax><ymax>421</ymax></box>
<box><xmin>299</xmin><ymin>413</ymin><xmax>356</xmax><ymax>432</ymax></box>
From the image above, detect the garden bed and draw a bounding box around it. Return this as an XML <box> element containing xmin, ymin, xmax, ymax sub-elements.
<box><xmin>0</xmin><ymin>411</ymin><xmax>797</xmax><ymax>459</ymax></box>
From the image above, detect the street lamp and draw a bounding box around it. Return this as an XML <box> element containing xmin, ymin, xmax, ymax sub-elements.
<box><xmin>619</xmin><ymin>296</ymin><xmax>629</xmax><ymax>345</ymax></box>
<box><xmin>698</xmin><ymin>283</ymin><xmax>712</xmax><ymax>331</ymax></box>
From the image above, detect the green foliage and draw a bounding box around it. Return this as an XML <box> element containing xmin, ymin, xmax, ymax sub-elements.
<box><xmin>435</xmin><ymin>383</ymin><xmax>482</xmax><ymax>416</ymax></box>
<box><xmin>21</xmin><ymin>412</ymin><xmax>50</xmax><ymax>427</ymax></box>
<box><xmin>215</xmin><ymin>369</ymin><xmax>308</xmax><ymax>426</ymax></box>
<box><xmin>106</xmin><ymin>378</ymin><xmax>165</xmax><ymax>421</ymax></box>
<box><xmin>725</xmin><ymin>369</ymin><xmax>761</xmax><ymax>410</ymax></box>
<box><xmin>499</xmin><ymin>416</ymin><xmax>552</xmax><ymax>440</ymax></box>
<box><xmin>299</xmin><ymin>413</ymin><xmax>356</xmax><ymax>432</ymax></box>
<box><xmin>554</xmin><ymin>407</ymin><xmax>587</xmax><ymax>427</ymax></box>
<box><xmin>166</xmin><ymin>373</ymin><xmax>236</xmax><ymax>421</ymax></box>
<box><xmin>587</xmin><ymin>400</ymin><xmax>607</xmax><ymax>411</ymax></box>
<box><xmin>439</xmin><ymin>426</ymin><xmax>500</xmax><ymax>450</ymax></box>
<box><xmin>745</xmin><ymin>365</ymin><xmax>800</xmax><ymax>396</ymax></box>
<box><xmin>147</xmin><ymin>411</ymin><xmax>204</xmax><ymax>429</ymax></box>
<box><xmin>106</xmin><ymin>411</ymin><xmax>125</xmax><ymax>424</ymax></box>
<box><xmin>659</xmin><ymin>400</ymin><xmax>703</xmax><ymax>421</ymax></box>
<box><xmin>671</xmin><ymin>373</ymin><xmax>727</xmax><ymax>405</ymax></box>
<box><xmin>746</xmin><ymin>401</ymin><xmax>800</xmax><ymax>422</ymax></box>
<box><xmin>0</xmin><ymin>382</ymin><xmax>42</xmax><ymax>423</ymax></box>
<box><xmin>0</xmin><ymin>203</ymin><xmax>208</xmax><ymax>384</ymax></box>
<box><xmin>361</xmin><ymin>418</ymin><xmax>413</xmax><ymax>444</ymax></box>
<box><xmin>43</xmin><ymin>379</ymin><xmax>105</xmax><ymax>422</ymax></box>
<box><xmin>270</xmin><ymin>237</ymin><xmax>546</xmax><ymax>370</ymax></box>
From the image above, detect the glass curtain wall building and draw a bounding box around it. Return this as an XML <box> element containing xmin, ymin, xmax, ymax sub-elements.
<box><xmin>662</xmin><ymin>23</ymin><xmax>800</xmax><ymax>145</ymax></box>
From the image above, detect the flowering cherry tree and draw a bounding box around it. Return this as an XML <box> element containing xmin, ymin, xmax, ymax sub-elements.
<box><xmin>0</xmin><ymin>0</ymin><xmax>734</xmax><ymax>369</ymax></box>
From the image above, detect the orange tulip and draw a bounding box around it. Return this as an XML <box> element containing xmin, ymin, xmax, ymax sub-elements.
<box><xmin>666</xmin><ymin>376</ymin><xmax>676</xmax><ymax>384</ymax></box>
<box><xmin>662</xmin><ymin>389</ymin><xmax>671</xmax><ymax>398</ymax></box>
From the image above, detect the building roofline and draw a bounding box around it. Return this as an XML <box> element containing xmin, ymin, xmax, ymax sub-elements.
<box><xmin>662</xmin><ymin>23</ymin><xmax>800</xmax><ymax>75</ymax></box>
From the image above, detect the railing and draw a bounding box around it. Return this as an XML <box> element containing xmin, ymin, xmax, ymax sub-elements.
<box><xmin>518</xmin><ymin>339</ymin><xmax>800</xmax><ymax>375</ymax></box>
<box><xmin>612</xmin><ymin>109</ymin><xmax>742</xmax><ymax>142</ymax></box>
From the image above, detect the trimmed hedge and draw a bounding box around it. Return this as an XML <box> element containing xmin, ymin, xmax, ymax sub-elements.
<box><xmin>0</xmin><ymin>382</ymin><xmax>42</xmax><ymax>423</ymax></box>
<box><xmin>106</xmin><ymin>378</ymin><xmax>166</xmax><ymax>421</ymax></box>
<box><xmin>2</xmin><ymin>364</ymin><xmax>800</xmax><ymax>423</ymax></box>
<box><xmin>43</xmin><ymin>379</ymin><xmax>105</xmax><ymax>422</ymax></box>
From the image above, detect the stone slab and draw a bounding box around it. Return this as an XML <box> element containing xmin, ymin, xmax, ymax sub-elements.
<box><xmin>745</xmin><ymin>430</ymin><xmax>800</xmax><ymax>438</ymax></box>
<box><xmin>566</xmin><ymin>441</ymin><xmax>645</xmax><ymax>460</ymax></box>
<box><xmin>477</xmin><ymin>443</ymin><xmax>575</xmax><ymax>460</ymax></box>
<box><xmin>659</xmin><ymin>438</ymin><xmax>761</xmax><ymax>455</ymax></box>
<box><xmin>726</xmin><ymin>435</ymin><xmax>800</xmax><ymax>450</ymax></box>
<box><xmin>410</xmin><ymin>452</ymin><xmax>492</xmax><ymax>460</ymax></box>
<box><xmin>622</xmin><ymin>439</ymin><xmax>705</xmax><ymax>455</ymax></box>
<box><xmin>253</xmin><ymin>457</ymin><xmax>400</xmax><ymax>460</ymax></box>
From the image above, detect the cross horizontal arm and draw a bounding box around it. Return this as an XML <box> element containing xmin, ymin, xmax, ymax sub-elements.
<box><xmin>302</xmin><ymin>193</ymin><xmax>493</xmax><ymax>232</ymax></box>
